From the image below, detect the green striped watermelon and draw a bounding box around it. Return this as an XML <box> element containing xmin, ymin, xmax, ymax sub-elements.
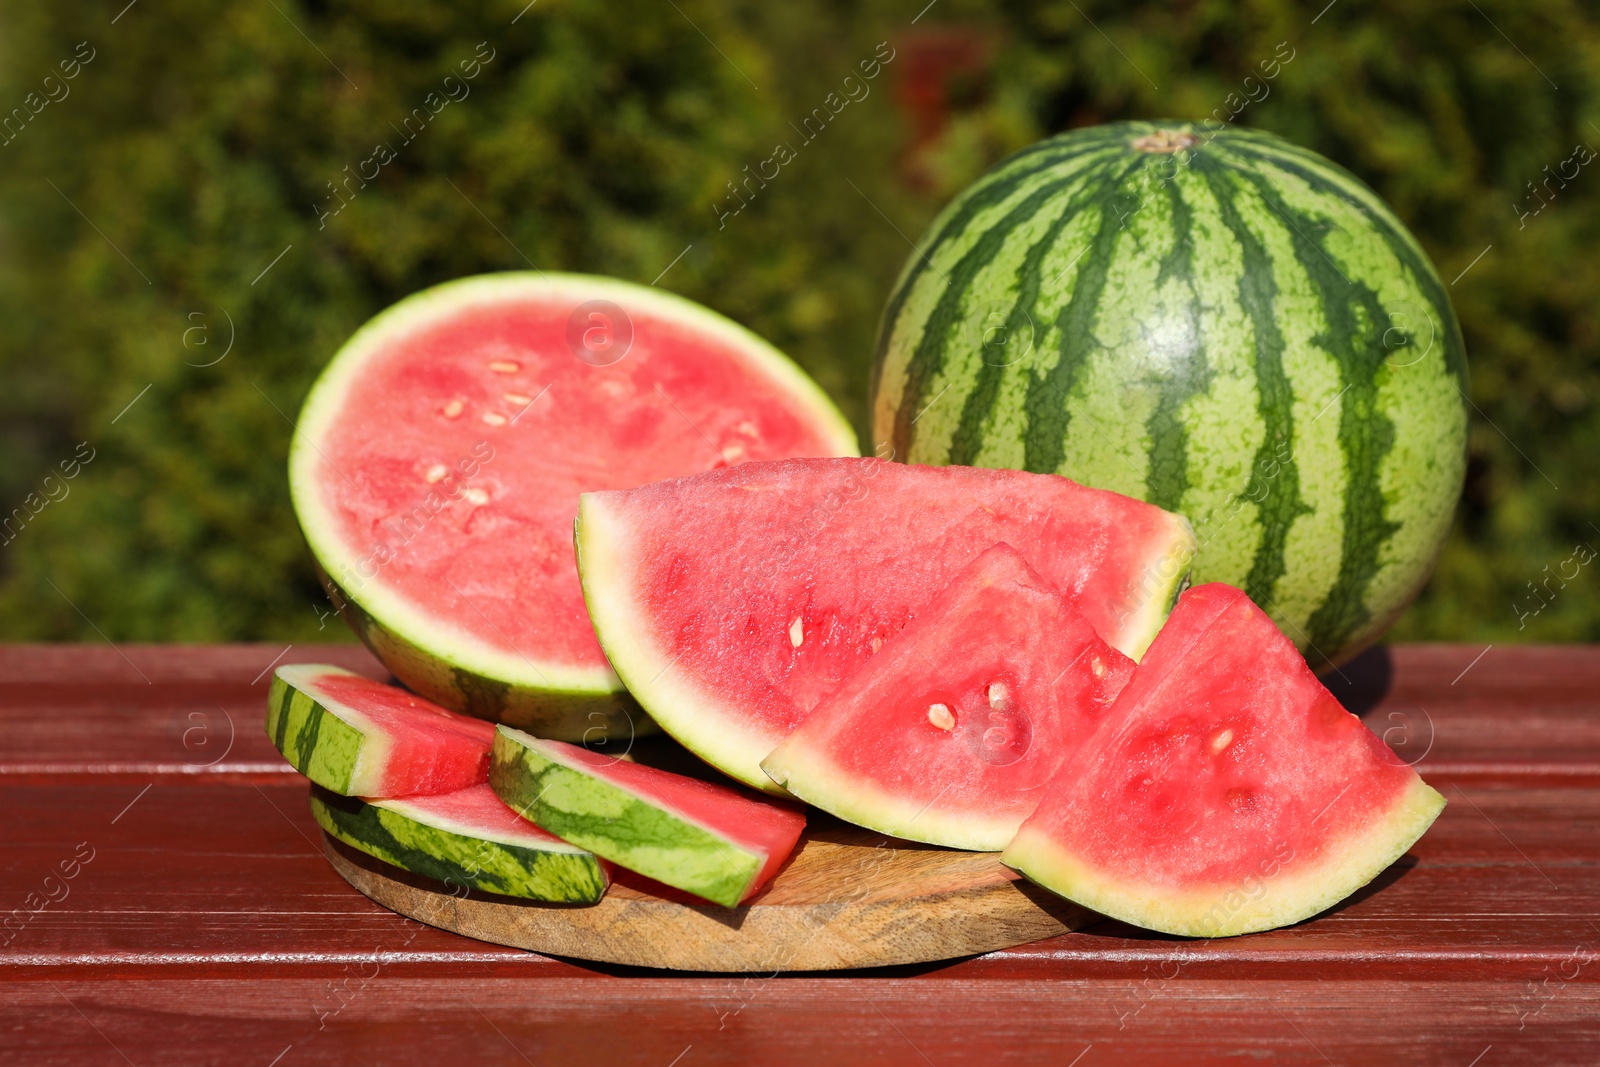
<box><xmin>871</xmin><ymin>121</ymin><xmax>1468</xmax><ymax>668</ymax></box>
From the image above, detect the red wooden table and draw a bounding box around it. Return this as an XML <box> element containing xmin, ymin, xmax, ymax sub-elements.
<box><xmin>2</xmin><ymin>643</ymin><xmax>1596</xmax><ymax>1065</ymax></box>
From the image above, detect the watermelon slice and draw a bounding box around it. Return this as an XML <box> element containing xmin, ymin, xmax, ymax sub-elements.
<box><xmin>577</xmin><ymin>458</ymin><xmax>1195</xmax><ymax>791</ymax></box>
<box><xmin>1002</xmin><ymin>583</ymin><xmax>1446</xmax><ymax>938</ymax></box>
<box><xmin>489</xmin><ymin>726</ymin><xmax>806</xmax><ymax>908</ymax></box>
<box><xmin>761</xmin><ymin>544</ymin><xmax>1135</xmax><ymax>851</ymax></box>
<box><xmin>289</xmin><ymin>272</ymin><xmax>857</xmax><ymax>740</ymax></box>
<box><xmin>266</xmin><ymin>664</ymin><xmax>493</xmax><ymax>797</ymax></box>
<box><xmin>310</xmin><ymin>783</ymin><xmax>611</xmax><ymax>903</ymax></box>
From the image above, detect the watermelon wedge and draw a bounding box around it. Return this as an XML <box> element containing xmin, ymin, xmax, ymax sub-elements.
<box><xmin>310</xmin><ymin>783</ymin><xmax>611</xmax><ymax>903</ymax></box>
<box><xmin>1002</xmin><ymin>583</ymin><xmax>1446</xmax><ymax>938</ymax></box>
<box><xmin>761</xmin><ymin>544</ymin><xmax>1135</xmax><ymax>851</ymax></box>
<box><xmin>266</xmin><ymin>664</ymin><xmax>493</xmax><ymax>797</ymax></box>
<box><xmin>577</xmin><ymin>458</ymin><xmax>1195</xmax><ymax>792</ymax></box>
<box><xmin>290</xmin><ymin>273</ymin><xmax>857</xmax><ymax>740</ymax></box>
<box><xmin>489</xmin><ymin>726</ymin><xmax>806</xmax><ymax>907</ymax></box>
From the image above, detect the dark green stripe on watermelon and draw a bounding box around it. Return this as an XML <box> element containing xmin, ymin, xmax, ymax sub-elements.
<box><xmin>309</xmin><ymin>786</ymin><xmax>610</xmax><ymax>903</ymax></box>
<box><xmin>881</xmin><ymin>142</ymin><xmax>1126</xmax><ymax>455</ymax></box>
<box><xmin>1206</xmin><ymin>146</ymin><xmax>1400</xmax><ymax>653</ymax></box>
<box><xmin>266</xmin><ymin>671</ymin><xmax>360</xmax><ymax>794</ymax></box>
<box><xmin>1196</xmin><ymin>154</ymin><xmax>1309</xmax><ymax>609</ymax></box>
<box><xmin>872</xmin><ymin>120</ymin><xmax>1468</xmax><ymax>669</ymax></box>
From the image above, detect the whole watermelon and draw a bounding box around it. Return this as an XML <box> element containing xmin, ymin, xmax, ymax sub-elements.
<box><xmin>871</xmin><ymin>121</ymin><xmax>1467</xmax><ymax>669</ymax></box>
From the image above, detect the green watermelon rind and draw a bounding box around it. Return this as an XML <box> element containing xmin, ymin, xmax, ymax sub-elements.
<box><xmin>1001</xmin><ymin>775</ymin><xmax>1445</xmax><ymax>937</ymax></box>
<box><xmin>266</xmin><ymin>664</ymin><xmax>382</xmax><ymax>795</ymax></box>
<box><xmin>488</xmin><ymin>725</ymin><xmax>764</xmax><ymax>907</ymax></box>
<box><xmin>308</xmin><ymin>786</ymin><xmax>611</xmax><ymax>904</ymax></box>
<box><xmin>290</xmin><ymin>271</ymin><xmax>859</xmax><ymax>739</ymax></box>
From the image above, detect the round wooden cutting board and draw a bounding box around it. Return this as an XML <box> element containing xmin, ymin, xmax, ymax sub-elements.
<box><xmin>321</xmin><ymin>820</ymin><xmax>1089</xmax><ymax>971</ymax></box>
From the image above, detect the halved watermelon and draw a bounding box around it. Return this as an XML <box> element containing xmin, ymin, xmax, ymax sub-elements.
<box><xmin>577</xmin><ymin>458</ymin><xmax>1195</xmax><ymax>791</ymax></box>
<box><xmin>310</xmin><ymin>783</ymin><xmax>611</xmax><ymax>902</ymax></box>
<box><xmin>761</xmin><ymin>544</ymin><xmax>1134</xmax><ymax>850</ymax></box>
<box><xmin>290</xmin><ymin>273</ymin><xmax>857</xmax><ymax>740</ymax></box>
<box><xmin>489</xmin><ymin>726</ymin><xmax>805</xmax><ymax>907</ymax></box>
<box><xmin>1002</xmin><ymin>583</ymin><xmax>1446</xmax><ymax>938</ymax></box>
<box><xmin>266</xmin><ymin>664</ymin><xmax>493</xmax><ymax>797</ymax></box>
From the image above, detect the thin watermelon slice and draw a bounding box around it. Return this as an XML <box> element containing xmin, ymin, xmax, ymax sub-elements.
<box><xmin>290</xmin><ymin>272</ymin><xmax>857</xmax><ymax>740</ymax></box>
<box><xmin>266</xmin><ymin>664</ymin><xmax>493</xmax><ymax>797</ymax></box>
<box><xmin>761</xmin><ymin>544</ymin><xmax>1134</xmax><ymax>851</ymax></box>
<box><xmin>310</xmin><ymin>783</ymin><xmax>611</xmax><ymax>903</ymax></box>
<box><xmin>577</xmin><ymin>458</ymin><xmax>1195</xmax><ymax>791</ymax></box>
<box><xmin>1002</xmin><ymin>583</ymin><xmax>1446</xmax><ymax>938</ymax></box>
<box><xmin>489</xmin><ymin>726</ymin><xmax>806</xmax><ymax>907</ymax></box>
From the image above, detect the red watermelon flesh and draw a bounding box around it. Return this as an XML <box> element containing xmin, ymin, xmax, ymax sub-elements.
<box><xmin>762</xmin><ymin>544</ymin><xmax>1135</xmax><ymax>850</ymax></box>
<box><xmin>1003</xmin><ymin>583</ymin><xmax>1446</xmax><ymax>938</ymax></box>
<box><xmin>290</xmin><ymin>273</ymin><xmax>857</xmax><ymax>737</ymax></box>
<box><xmin>577</xmin><ymin>457</ymin><xmax>1195</xmax><ymax>792</ymax></box>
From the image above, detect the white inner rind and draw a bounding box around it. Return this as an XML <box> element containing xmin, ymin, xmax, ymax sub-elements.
<box><xmin>574</xmin><ymin>497</ymin><xmax>791</xmax><ymax>794</ymax></box>
<box><xmin>1122</xmin><ymin>513</ymin><xmax>1199</xmax><ymax>662</ymax></box>
<box><xmin>374</xmin><ymin>789</ymin><xmax>588</xmax><ymax>853</ymax></box>
<box><xmin>290</xmin><ymin>272</ymin><xmax>859</xmax><ymax>699</ymax></box>
<box><xmin>763</xmin><ymin>745</ymin><xmax>1019</xmax><ymax>852</ymax></box>
<box><xmin>1002</xmin><ymin>775</ymin><xmax>1446</xmax><ymax>937</ymax></box>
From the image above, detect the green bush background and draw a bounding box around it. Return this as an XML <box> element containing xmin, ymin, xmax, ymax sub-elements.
<box><xmin>0</xmin><ymin>0</ymin><xmax>1595</xmax><ymax>644</ymax></box>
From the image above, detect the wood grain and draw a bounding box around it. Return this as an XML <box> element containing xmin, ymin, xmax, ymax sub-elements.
<box><xmin>1</xmin><ymin>643</ymin><xmax>1597</xmax><ymax>1065</ymax></box>
<box><xmin>322</xmin><ymin>818</ymin><xmax>1088</xmax><ymax>971</ymax></box>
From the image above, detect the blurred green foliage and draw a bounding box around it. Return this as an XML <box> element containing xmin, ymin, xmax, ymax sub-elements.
<box><xmin>0</xmin><ymin>0</ymin><xmax>1596</xmax><ymax>644</ymax></box>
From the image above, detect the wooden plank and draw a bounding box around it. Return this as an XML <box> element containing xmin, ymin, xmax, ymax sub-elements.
<box><xmin>2</xmin><ymin>778</ymin><xmax>1594</xmax><ymax>979</ymax></box>
<box><xmin>5</xmin><ymin>975</ymin><xmax>1596</xmax><ymax>1066</ymax></box>
<box><xmin>5</xmin><ymin>644</ymin><xmax>1597</xmax><ymax>782</ymax></box>
<box><xmin>0</xmin><ymin>646</ymin><xmax>384</xmax><ymax>780</ymax></box>
<box><xmin>2</xmin><ymin>643</ymin><xmax>1596</xmax><ymax>1063</ymax></box>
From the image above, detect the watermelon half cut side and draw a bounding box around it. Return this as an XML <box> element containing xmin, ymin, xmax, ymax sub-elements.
<box><xmin>1002</xmin><ymin>583</ymin><xmax>1446</xmax><ymax>938</ymax></box>
<box><xmin>310</xmin><ymin>783</ymin><xmax>611</xmax><ymax>903</ymax></box>
<box><xmin>577</xmin><ymin>458</ymin><xmax>1194</xmax><ymax>792</ymax></box>
<box><xmin>290</xmin><ymin>272</ymin><xmax>857</xmax><ymax>740</ymax></box>
<box><xmin>762</xmin><ymin>543</ymin><xmax>1135</xmax><ymax>851</ymax></box>
<box><xmin>266</xmin><ymin>664</ymin><xmax>494</xmax><ymax>797</ymax></box>
<box><xmin>489</xmin><ymin>727</ymin><xmax>806</xmax><ymax>908</ymax></box>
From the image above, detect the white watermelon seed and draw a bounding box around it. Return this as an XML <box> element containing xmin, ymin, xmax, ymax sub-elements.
<box><xmin>462</xmin><ymin>487</ymin><xmax>489</xmax><ymax>506</ymax></box>
<box><xmin>442</xmin><ymin>399</ymin><xmax>464</xmax><ymax>418</ymax></box>
<box><xmin>481</xmin><ymin>412</ymin><xmax>507</xmax><ymax>426</ymax></box>
<box><xmin>870</xmin><ymin>636</ymin><xmax>882</xmax><ymax>653</ymax></box>
<box><xmin>425</xmin><ymin>464</ymin><xmax>448</xmax><ymax>483</ymax></box>
<box><xmin>987</xmin><ymin>682</ymin><xmax>1010</xmax><ymax>710</ymax></box>
<box><xmin>1091</xmin><ymin>656</ymin><xmax>1106</xmax><ymax>678</ymax></box>
<box><xmin>721</xmin><ymin>443</ymin><xmax>746</xmax><ymax>463</ymax></box>
<box><xmin>489</xmin><ymin>360</ymin><xmax>520</xmax><ymax>374</ymax></box>
<box><xmin>788</xmin><ymin>616</ymin><xmax>804</xmax><ymax>648</ymax></box>
<box><xmin>1210</xmin><ymin>728</ymin><xmax>1234</xmax><ymax>754</ymax></box>
<box><xmin>927</xmin><ymin>704</ymin><xmax>955</xmax><ymax>731</ymax></box>
<box><xmin>503</xmin><ymin>392</ymin><xmax>532</xmax><ymax>406</ymax></box>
